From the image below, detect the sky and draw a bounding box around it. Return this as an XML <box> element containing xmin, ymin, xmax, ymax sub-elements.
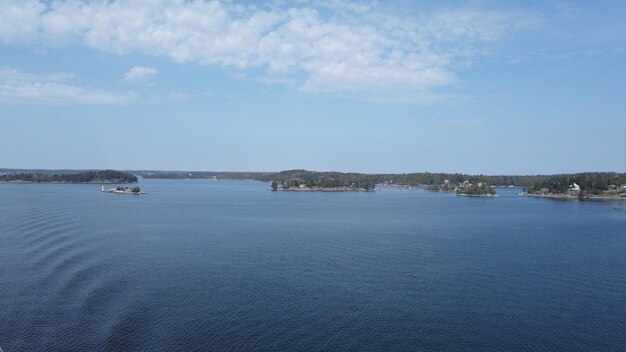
<box><xmin>0</xmin><ymin>0</ymin><xmax>625</xmax><ymax>175</ymax></box>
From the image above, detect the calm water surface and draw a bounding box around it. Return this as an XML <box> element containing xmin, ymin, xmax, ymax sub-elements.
<box><xmin>1</xmin><ymin>179</ymin><xmax>625</xmax><ymax>351</ymax></box>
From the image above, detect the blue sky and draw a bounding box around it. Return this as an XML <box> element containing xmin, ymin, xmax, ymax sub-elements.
<box><xmin>1</xmin><ymin>0</ymin><xmax>625</xmax><ymax>174</ymax></box>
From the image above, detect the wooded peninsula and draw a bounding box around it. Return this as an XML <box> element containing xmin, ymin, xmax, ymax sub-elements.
<box><xmin>0</xmin><ymin>170</ymin><xmax>137</xmax><ymax>184</ymax></box>
<box><xmin>524</xmin><ymin>172</ymin><xmax>626</xmax><ymax>199</ymax></box>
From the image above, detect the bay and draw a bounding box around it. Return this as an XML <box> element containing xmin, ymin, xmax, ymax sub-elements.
<box><xmin>1</xmin><ymin>179</ymin><xmax>625</xmax><ymax>351</ymax></box>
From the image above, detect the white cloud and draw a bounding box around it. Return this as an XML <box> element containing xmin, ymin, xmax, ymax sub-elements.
<box><xmin>0</xmin><ymin>67</ymin><xmax>76</xmax><ymax>82</ymax></box>
<box><xmin>124</xmin><ymin>66</ymin><xmax>158</xmax><ymax>83</ymax></box>
<box><xmin>0</xmin><ymin>0</ymin><xmax>45</xmax><ymax>44</ymax></box>
<box><xmin>0</xmin><ymin>68</ymin><xmax>132</xmax><ymax>105</ymax></box>
<box><xmin>0</xmin><ymin>1</ymin><xmax>541</xmax><ymax>101</ymax></box>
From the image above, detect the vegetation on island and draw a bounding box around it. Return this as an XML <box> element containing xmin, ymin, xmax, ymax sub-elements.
<box><xmin>0</xmin><ymin>170</ymin><xmax>137</xmax><ymax>184</ymax></box>
<box><xmin>525</xmin><ymin>172</ymin><xmax>626</xmax><ymax>198</ymax></box>
<box><xmin>456</xmin><ymin>182</ymin><xmax>496</xmax><ymax>196</ymax></box>
<box><xmin>270</xmin><ymin>170</ymin><xmax>376</xmax><ymax>191</ymax></box>
<box><xmin>426</xmin><ymin>180</ymin><xmax>496</xmax><ymax>196</ymax></box>
<box><xmin>271</xmin><ymin>179</ymin><xmax>375</xmax><ymax>191</ymax></box>
<box><xmin>115</xmin><ymin>186</ymin><xmax>141</xmax><ymax>193</ymax></box>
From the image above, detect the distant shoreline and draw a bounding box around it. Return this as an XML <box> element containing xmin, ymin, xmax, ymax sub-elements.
<box><xmin>0</xmin><ymin>181</ymin><xmax>131</xmax><ymax>184</ymax></box>
<box><xmin>0</xmin><ymin>170</ymin><xmax>137</xmax><ymax>184</ymax></box>
<box><xmin>272</xmin><ymin>188</ymin><xmax>374</xmax><ymax>192</ymax></box>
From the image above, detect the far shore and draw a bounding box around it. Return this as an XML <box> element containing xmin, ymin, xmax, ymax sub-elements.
<box><xmin>272</xmin><ymin>188</ymin><xmax>374</xmax><ymax>192</ymax></box>
<box><xmin>0</xmin><ymin>181</ymin><xmax>134</xmax><ymax>184</ymax></box>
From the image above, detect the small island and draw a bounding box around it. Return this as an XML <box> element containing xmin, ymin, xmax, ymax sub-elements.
<box><xmin>425</xmin><ymin>179</ymin><xmax>496</xmax><ymax>196</ymax></box>
<box><xmin>456</xmin><ymin>181</ymin><xmax>497</xmax><ymax>196</ymax></box>
<box><xmin>102</xmin><ymin>186</ymin><xmax>146</xmax><ymax>195</ymax></box>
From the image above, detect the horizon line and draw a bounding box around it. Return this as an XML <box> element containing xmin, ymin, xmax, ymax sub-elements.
<box><xmin>2</xmin><ymin>167</ymin><xmax>625</xmax><ymax>178</ymax></box>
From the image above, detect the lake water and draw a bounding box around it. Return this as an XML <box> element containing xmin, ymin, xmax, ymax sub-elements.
<box><xmin>1</xmin><ymin>179</ymin><xmax>625</xmax><ymax>351</ymax></box>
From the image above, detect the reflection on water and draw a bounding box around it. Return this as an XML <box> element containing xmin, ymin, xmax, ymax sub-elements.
<box><xmin>1</xmin><ymin>180</ymin><xmax>625</xmax><ymax>351</ymax></box>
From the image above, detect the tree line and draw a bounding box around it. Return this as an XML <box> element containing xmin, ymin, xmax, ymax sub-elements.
<box><xmin>144</xmin><ymin>169</ymin><xmax>552</xmax><ymax>187</ymax></box>
<box><xmin>0</xmin><ymin>170</ymin><xmax>138</xmax><ymax>183</ymax></box>
<box><xmin>141</xmin><ymin>169</ymin><xmax>626</xmax><ymax>191</ymax></box>
<box><xmin>525</xmin><ymin>172</ymin><xmax>626</xmax><ymax>195</ymax></box>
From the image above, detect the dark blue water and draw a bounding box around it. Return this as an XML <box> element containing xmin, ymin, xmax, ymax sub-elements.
<box><xmin>1</xmin><ymin>179</ymin><xmax>625</xmax><ymax>351</ymax></box>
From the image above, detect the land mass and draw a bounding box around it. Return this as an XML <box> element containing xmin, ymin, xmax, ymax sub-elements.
<box><xmin>426</xmin><ymin>180</ymin><xmax>496</xmax><ymax>196</ymax></box>
<box><xmin>3</xmin><ymin>169</ymin><xmax>625</xmax><ymax>200</ymax></box>
<box><xmin>271</xmin><ymin>180</ymin><xmax>374</xmax><ymax>192</ymax></box>
<box><xmin>142</xmin><ymin>169</ymin><xmax>626</xmax><ymax>199</ymax></box>
<box><xmin>142</xmin><ymin>169</ymin><xmax>549</xmax><ymax>188</ymax></box>
<box><xmin>456</xmin><ymin>182</ymin><xmax>497</xmax><ymax>196</ymax></box>
<box><xmin>102</xmin><ymin>186</ymin><xmax>145</xmax><ymax>195</ymax></box>
<box><xmin>0</xmin><ymin>170</ymin><xmax>137</xmax><ymax>184</ymax></box>
<box><xmin>523</xmin><ymin>172</ymin><xmax>626</xmax><ymax>200</ymax></box>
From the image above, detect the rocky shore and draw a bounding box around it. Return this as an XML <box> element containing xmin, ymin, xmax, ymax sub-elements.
<box><xmin>102</xmin><ymin>186</ymin><xmax>146</xmax><ymax>195</ymax></box>
<box><xmin>521</xmin><ymin>192</ymin><xmax>626</xmax><ymax>200</ymax></box>
<box><xmin>457</xmin><ymin>193</ymin><xmax>498</xmax><ymax>197</ymax></box>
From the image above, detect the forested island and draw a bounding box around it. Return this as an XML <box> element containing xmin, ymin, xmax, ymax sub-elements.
<box><xmin>524</xmin><ymin>172</ymin><xmax>626</xmax><ymax>199</ymax></box>
<box><xmin>0</xmin><ymin>170</ymin><xmax>137</xmax><ymax>184</ymax></box>
<box><xmin>102</xmin><ymin>186</ymin><xmax>145</xmax><ymax>195</ymax></box>
<box><xmin>426</xmin><ymin>180</ymin><xmax>496</xmax><ymax>196</ymax></box>
<box><xmin>271</xmin><ymin>179</ymin><xmax>375</xmax><ymax>192</ymax></box>
<box><xmin>456</xmin><ymin>182</ymin><xmax>497</xmax><ymax>196</ymax></box>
